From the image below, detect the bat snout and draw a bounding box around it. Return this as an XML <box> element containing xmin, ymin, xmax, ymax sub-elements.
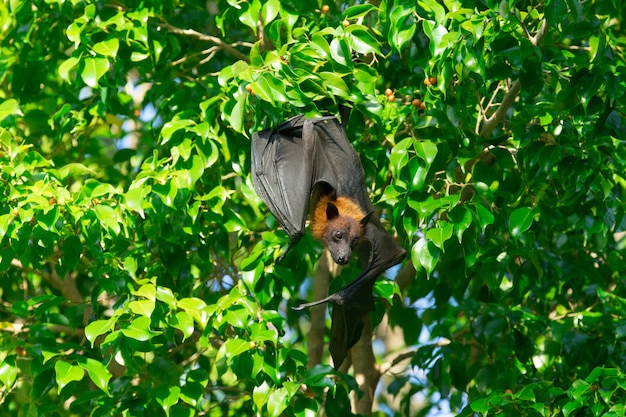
<box><xmin>334</xmin><ymin>253</ymin><xmax>351</xmax><ymax>265</ymax></box>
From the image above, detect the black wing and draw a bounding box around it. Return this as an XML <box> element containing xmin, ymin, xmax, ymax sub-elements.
<box><xmin>251</xmin><ymin>114</ymin><xmax>406</xmax><ymax>369</ymax></box>
<box><xmin>251</xmin><ymin>114</ymin><xmax>362</xmax><ymax>255</ymax></box>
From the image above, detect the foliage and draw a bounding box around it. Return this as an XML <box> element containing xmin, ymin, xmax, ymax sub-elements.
<box><xmin>1</xmin><ymin>0</ymin><xmax>625</xmax><ymax>416</ymax></box>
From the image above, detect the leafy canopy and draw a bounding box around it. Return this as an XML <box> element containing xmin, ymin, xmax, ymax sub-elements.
<box><xmin>0</xmin><ymin>0</ymin><xmax>625</xmax><ymax>416</ymax></box>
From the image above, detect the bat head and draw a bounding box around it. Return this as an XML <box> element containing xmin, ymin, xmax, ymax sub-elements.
<box><xmin>312</xmin><ymin>195</ymin><xmax>372</xmax><ymax>265</ymax></box>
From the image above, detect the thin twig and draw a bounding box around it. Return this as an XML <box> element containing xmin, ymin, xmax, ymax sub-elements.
<box><xmin>159</xmin><ymin>21</ymin><xmax>250</xmax><ymax>63</ymax></box>
<box><xmin>479</xmin><ymin>20</ymin><xmax>549</xmax><ymax>138</ymax></box>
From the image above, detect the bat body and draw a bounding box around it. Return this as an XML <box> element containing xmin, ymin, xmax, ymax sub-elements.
<box><xmin>251</xmin><ymin>114</ymin><xmax>406</xmax><ymax>368</ymax></box>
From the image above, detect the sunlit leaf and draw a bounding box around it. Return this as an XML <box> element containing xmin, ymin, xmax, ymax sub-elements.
<box><xmin>92</xmin><ymin>38</ymin><xmax>119</xmax><ymax>57</ymax></box>
<box><xmin>80</xmin><ymin>57</ymin><xmax>110</xmax><ymax>88</ymax></box>
<box><xmin>55</xmin><ymin>361</ymin><xmax>84</xmax><ymax>393</ymax></box>
<box><xmin>120</xmin><ymin>316</ymin><xmax>161</xmax><ymax>341</ymax></box>
<box><xmin>79</xmin><ymin>358</ymin><xmax>112</xmax><ymax>395</ymax></box>
<box><xmin>85</xmin><ymin>319</ymin><xmax>115</xmax><ymax>348</ymax></box>
<box><xmin>0</xmin><ymin>99</ymin><xmax>21</xmax><ymax>121</ymax></box>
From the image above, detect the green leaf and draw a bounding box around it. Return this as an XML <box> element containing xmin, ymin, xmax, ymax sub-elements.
<box><xmin>80</xmin><ymin>57</ymin><xmax>110</xmax><ymax>88</ymax></box>
<box><xmin>470</xmin><ymin>397</ymin><xmax>489</xmax><ymax>414</ymax></box>
<box><xmin>253</xmin><ymin>381</ymin><xmax>271</xmax><ymax>410</ymax></box>
<box><xmin>54</xmin><ymin>361</ymin><xmax>84</xmax><ymax>393</ymax></box>
<box><xmin>345</xmin><ymin>27</ymin><xmax>381</xmax><ymax>55</ymax></box>
<box><xmin>57</xmin><ymin>162</ymin><xmax>96</xmax><ymax>179</ymax></box>
<box><xmin>123</xmin><ymin>256</ymin><xmax>138</xmax><ymax>280</ymax></box>
<box><xmin>171</xmin><ymin>311</ymin><xmax>195</xmax><ymax>340</ymax></box>
<box><xmin>238</xmin><ymin>0</ymin><xmax>261</xmax><ymax>34</ymax></box>
<box><xmin>448</xmin><ymin>206</ymin><xmax>473</xmax><ymax>242</ymax></box>
<box><xmin>160</xmin><ymin>119</ymin><xmax>195</xmax><ymax>145</ymax></box>
<box><xmin>390</xmin><ymin>138</ymin><xmax>412</xmax><ymax>175</ymax></box>
<box><xmin>261</xmin><ymin>0</ymin><xmax>280</xmax><ymax>23</ymax></box>
<box><xmin>422</xmin><ymin>20</ymin><xmax>448</xmax><ymax>57</ymax></box>
<box><xmin>330</xmin><ymin>37</ymin><xmax>351</xmax><ymax>67</ymax></box>
<box><xmin>85</xmin><ymin>319</ymin><xmax>115</xmax><ymax>347</ymax></box>
<box><xmin>389</xmin><ymin>5</ymin><xmax>417</xmax><ymax>53</ymax></box>
<box><xmin>62</xmin><ymin>235</ymin><xmax>82</xmax><ymax>271</ymax></box>
<box><xmin>228</xmin><ymin>94</ymin><xmax>247</xmax><ymax>133</ymax></box>
<box><xmin>267</xmin><ymin>387</ymin><xmax>289</xmax><ymax>417</ymax></box>
<box><xmin>343</xmin><ymin>4</ymin><xmax>376</xmax><ymax>20</ymax></box>
<box><xmin>412</xmin><ymin>239</ymin><xmax>440</xmax><ymax>276</ymax></box>
<box><xmin>223</xmin><ymin>306</ymin><xmax>252</xmax><ymax>328</ymax></box>
<box><xmin>155</xmin><ymin>386</ymin><xmax>181</xmax><ymax>417</ymax></box>
<box><xmin>66</xmin><ymin>21</ymin><xmax>82</xmax><ymax>45</ymax></box>
<box><xmin>509</xmin><ymin>207</ymin><xmax>537</xmax><ymax>239</ymax></box>
<box><xmin>0</xmin><ymin>358</ymin><xmax>18</xmax><ymax>389</ymax></box>
<box><xmin>125</xmin><ymin>185</ymin><xmax>150</xmax><ymax>217</ymax></box>
<box><xmin>319</xmin><ymin>72</ymin><xmax>350</xmax><ymax>98</ymax></box>
<box><xmin>374</xmin><ymin>279</ymin><xmax>400</xmax><ymax>304</ymax></box>
<box><xmin>562</xmin><ymin>400</ymin><xmax>583</xmax><ymax>417</ymax></box>
<box><xmin>92</xmin><ymin>38</ymin><xmax>120</xmax><ymax>57</ymax></box>
<box><xmin>133</xmin><ymin>283</ymin><xmax>157</xmax><ymax>300</ymax></box>
<box><xmin>178</xmin><ymin>298</ymin><xmax>210</xmax><ymax>328</ymax></box>
<box><xmin>156</xmin><ymin>286</ymin><xmax>177</xmax><ymax>308</ymax></box>
<box><xmin>545</xmin><ymin>0</ymin><xmax>568</xmax><ymax>26</ymax></box>
<box><xmin>426</xmin><ymin>223</ymin><xmax>454</xmax><ymax>251</ymax></box>
<box><xmin>414</xmin><ymin>141</ymin><xmax>438</xmax><ymax>164</ymax></box>
<box><xmin>0</xmin><ymin>98</ymin><xmax>21</xmax><ymax>121</ymax></box>
<box><xmin>216</xmin><ymin>338</ymin><xmax>251</xmax><ymax>363</ymax></box>
<box><xmin>121</xmin><ymin>316</ymin><xmax>161</xmax><ymax>341</ymax></box>
<box><xmin>95</xmin><ymin>204</ymin><xmax>120</xmax><ymax>234</ymax></box>
<box><xmin>419</xmin><ymin>0</ymin><xmax>446</xmax><ymax>23</ymax></box>
<box><xmin>128</xmin><ymin>299</ymin><xmax>155</xmax><ymax>317</ymax></box>
<box><xmin>79</xmin><ymin>358</ymin><xmax>112</xmax><ymax>395</ymax></box>
<box><xmin>90</xmin><ymin>183</ymin><xmax>116</xmax><ymax>199</ymax></box>
<box><xmin>474</xmin><ymin>204</ymin><xmax>495</xmax><ymax>232</ymax></box>
<box><xmin>250</xmin><ymin>76</ymin><xmax>275</xmax><ymax>105</ymax></box>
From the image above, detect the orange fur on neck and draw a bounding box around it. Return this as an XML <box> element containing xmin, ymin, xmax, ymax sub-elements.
<box><xmin>311</xmin><ymin>195</ymin><xmax>366</xmax><ymax>241</ymax></box>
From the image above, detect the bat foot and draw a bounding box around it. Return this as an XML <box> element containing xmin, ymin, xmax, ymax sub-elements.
<box><xmin>292</xmin><ymin>294</ymin><xmax>340</xmax><ymax>310</ymax></box>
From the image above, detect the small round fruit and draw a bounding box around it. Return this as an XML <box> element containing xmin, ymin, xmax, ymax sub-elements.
<box><xmin>429</xmin><ymin>76</ymin><xmax>437</xmax><ymax>85</ymax></box>
<box><xmin>245</xmin><ymin>84</ymin><xmax>252</xmax><ymax>92</ymax></box>
<box><xmin>423</xmin><ymin>78</ymin><xmax>431</xmax><ymax>86</ymax></box>
<box><xmin>384</xmin><ymin>88</ymin><xmax>393</xmax><ymax>97</ymax></box>
<box><xmin>411</xmin><ymin>98</ymin><xmax>422</xmax><ymax>108</ymax></box>
<box><xmin>321</xmin><ymin>4</ymin><xmax>330</xmax><ymax>13</ymax></box>
<box><xmin>342</xmin><ymin>19</ymin><xmax>350</xmax><ymax>27</ymax></box>
<box><xmin>387</xmin><ymin>94</ymin><xmax>395</xmax><ymax>102</ymax></box>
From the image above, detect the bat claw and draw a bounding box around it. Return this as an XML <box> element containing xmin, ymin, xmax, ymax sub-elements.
<box><xmin>292</xmin><ymin>294</ymin><xmax>340</xmax><ymax>310</ymax></box>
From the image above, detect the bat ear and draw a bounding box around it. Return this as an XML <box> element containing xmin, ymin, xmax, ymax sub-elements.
<box><xmin>361</xmin><ymin>211</ymin><xmax>374</xmax><ymax>226</ymax></box>
<box><xmin>326</xmin><ymin>202</ymin><xmax>339</xmax><ymax>220</ymax></box>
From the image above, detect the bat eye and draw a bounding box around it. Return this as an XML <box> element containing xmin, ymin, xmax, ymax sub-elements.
<box><xmin>334</xmin><ymin>231</ymin><xmax>344</xmax><ymax>240</ymax></box>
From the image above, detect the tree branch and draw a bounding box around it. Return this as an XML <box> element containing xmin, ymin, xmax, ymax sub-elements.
<box><xmin>11</xmin><ymin>258</ymin><xmax>84</xmax><ymax>304</ymax></box>
<box><xmin>307</xmin><ymin>250</ymin><xmax>335</xmax><ymax>367</ymax></box>
<box><xmin>351</xmin><ymin>315</ymin><xmax>381</xmax><ymax>414</ymax></box>
<box><xmin>479</xmin><ymin>19</ymin><xmax>549</xmax><ymax>138</ymax></box>
<box><xmin>159</xmin><ymin>21</ymin><xmax>250</xmax><ymax>63</ymax></box>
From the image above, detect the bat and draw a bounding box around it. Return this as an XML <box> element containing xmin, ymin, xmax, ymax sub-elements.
<box><xmin>251</xmin><ymin>114</ymin><xmax>406</xmax><ymax>368</ymax></box>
